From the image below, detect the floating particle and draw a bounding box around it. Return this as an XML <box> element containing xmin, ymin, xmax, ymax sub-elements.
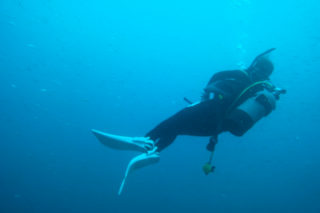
<box><xmin>40</xmin><ymin>88</ymin><xmax>47</xmax><ymax>92</ymax></box>
<box><xmin>14</xmin><ymin>194</ymin><xmax>22</xmax><ymax>199</ymax></box>
<box><xmin>27</xmin><ymin>43</ymin><xmax>36</xmax><ymax>48</ymax></box>
<box><xmin>236</xmin><ymin>43</ymin><xmax>243</xmax><ymax>49</ymax></box>
<box><xmin>81</xmin><ymin>98</ymin><xmax>89</xmax><ymax>103</ymax></box>
<box><xmin>8</xmin><ymin>21</ymin><xmax>16</xmax><ymax>26</ymax></box>
<box><xmin>220</xmin><ymin>193</ymin><xmax>228</xmax><ymax>198</ymax></box>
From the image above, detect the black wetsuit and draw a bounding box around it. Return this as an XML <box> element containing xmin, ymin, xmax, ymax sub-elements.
<box><xmin>146</xmin><ymin>70</ymin><xmax>263</xmax><ymax>152</ymax></box>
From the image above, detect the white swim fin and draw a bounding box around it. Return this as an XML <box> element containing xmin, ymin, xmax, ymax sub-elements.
<box><xmin>91</xmin><ymin>129</ymin><xmax>154</xmax><ymax>152</ymax></box>
<box><xmin>118</xmin><ymin>147</ymin><xmax>160</xmax><ymax>195</ymax></box>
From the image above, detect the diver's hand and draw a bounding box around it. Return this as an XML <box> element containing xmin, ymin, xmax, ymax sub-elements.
<box><xmin>273</xmin><ymin>87</ymin><xmax>286</xmax><ymax>100</ymax></box>
<box><xmin>201</xmin><ymin>91</ymin><xmax>210</xmax><ymax>102</ymax></box>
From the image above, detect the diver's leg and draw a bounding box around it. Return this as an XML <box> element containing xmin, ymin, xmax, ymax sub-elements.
<box><xmin>145</xmin><ymin>99</ymin><xmax>225</xmax><ymax>152</ymax></box>
<box><xmin>145</xmin><ymin>115</ymin><xmax>180</xmax><ymax>151</ymax></box>
<box><xmin>153</xmin><ymin>135</ymin><xmax>177</xmax><ymax>152</ymax></box>
<box><xmin>146</xmin><ymin>125</ymin><xmax>177</xmax><ymax>152</ymax></box>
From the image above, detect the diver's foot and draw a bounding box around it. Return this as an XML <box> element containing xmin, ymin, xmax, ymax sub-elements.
<box><xmin>118</xmin><ymin>145</ymin><xmax>160</xmax><ymax>195</ymax></box>
<box><xmin>132</xmin><ymin>137</ymin><xmax>155</xmax><ymax>151</ymax></box>
<box><xmin>146</xmin><ymin>146</ymin><xmax>159</xmax><ymax>155</ymax></box>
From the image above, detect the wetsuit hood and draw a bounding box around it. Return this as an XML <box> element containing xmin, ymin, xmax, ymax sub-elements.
<box><xmin>246</xmin><ymin>48</ymin><xmax>276</xmax><ymax>82</ymax></box>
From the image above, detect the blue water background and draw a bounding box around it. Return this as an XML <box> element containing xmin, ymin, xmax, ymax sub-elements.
<box><xmin>1</xmin><ymin>0</ymin><xmax>319</xmax><ymax>212</ymax></box>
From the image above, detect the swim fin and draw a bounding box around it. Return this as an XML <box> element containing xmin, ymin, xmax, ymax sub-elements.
<box><xmin>118</xmin><ymin>147</ymin><xmax>160</xmax><ymax>195</ymax></box>
<box><xmin>91</xmin><ymin>129</ymin><xmax>154</xmax><ymax>152</ymax></box>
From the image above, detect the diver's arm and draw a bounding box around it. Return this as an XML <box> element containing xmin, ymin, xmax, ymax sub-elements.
<box><xmin>201</xmin><ymin>84</ymin><xmax>218</xmax><ymax>102</ymax></box>
<box><xmin>201</xmin><ymin>70</ymin><xmax>246</xmax><ymax>102</ymax></box>
<box><xmin>206</xmin><ymin>71</ymin><xmax>229</xmax><ymax>86</ymax></box>
<box><xmin>201</xmin><ymin>71</ymin><xmax>229</xmax><ymax>101</ymax></box>
<box><xmin>207</xmin><ymin>70</ymin><xmax>245</xmax><ymax>86</ymax></box>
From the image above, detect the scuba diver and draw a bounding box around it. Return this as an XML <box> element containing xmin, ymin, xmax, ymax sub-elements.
<box><xmin>92</xmin><ymin>48</ymin><xmax>286</xmax><ymax>195</ymax></box>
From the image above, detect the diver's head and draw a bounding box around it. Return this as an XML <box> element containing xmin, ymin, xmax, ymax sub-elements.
<box><xmin>246</xmin><ymin>57</ymin><xmax>274</xmax><ymax>82</ymax></box>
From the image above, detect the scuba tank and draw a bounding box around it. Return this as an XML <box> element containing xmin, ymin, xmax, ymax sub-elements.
<box><xmin>226</xmin><ymin>88</ymin><xmax>276</xmax><ymax>136</ymax></box>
